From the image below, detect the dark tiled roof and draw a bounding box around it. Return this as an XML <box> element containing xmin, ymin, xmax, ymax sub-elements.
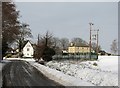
<box><xmin>22</xmin><ymin>40</ymin><xmax>33</xmax><ymax>49</ymax></box>
<box><xmin>69</xmin><ymin>44</ymin><xmax>89</xmax><ymax>47</ymax></box>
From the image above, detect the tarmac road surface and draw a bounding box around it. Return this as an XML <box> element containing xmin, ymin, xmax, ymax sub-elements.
<box><xmin>2</xmin><ymin>60</ymin><xmax>64</xmax><ymax>87</ymax></box>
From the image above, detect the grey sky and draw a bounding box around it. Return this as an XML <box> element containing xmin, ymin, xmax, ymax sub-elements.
<box><xmin>15</xmin><ymin>2</ymin><xmax>118</xmax><ymax>52</ymax></box>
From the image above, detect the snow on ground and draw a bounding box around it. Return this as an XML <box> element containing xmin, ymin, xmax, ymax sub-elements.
<box><xmin>31</xmin><ymin>62</ymin><xmax>94</xmax><ymax>86</ymax></box>
<box><xmin>97</xmin><ymin>56</ymin><xmax>118</xmax><ymax>73</ymax></box>
<box><xmin>3</xmin><ymin>56</ymin><xmax>118</xmax><ymax>86</ymax></box>
<box><xmin>45</xmin><ymin>56</ymin><xmax>118</xmax><ymax>86</ymax></box>
<box><xmin>21</xmin><ymin>58</ymin><xmax>94</xmax><ymax>86</ymax></box>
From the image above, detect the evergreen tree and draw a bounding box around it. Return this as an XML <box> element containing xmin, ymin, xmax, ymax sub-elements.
<box><xmin>2</xmin><ymin>1</ymin><xmax>20</xmax><ymax>57</ymax></box>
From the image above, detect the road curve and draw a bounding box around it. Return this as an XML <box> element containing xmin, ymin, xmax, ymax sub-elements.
<box><xmin>2</xmin><ymin>60</ymin><xmax>64</xmax><ymax>87</ymax></box>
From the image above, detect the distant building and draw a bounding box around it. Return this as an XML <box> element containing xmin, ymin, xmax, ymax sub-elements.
<box><xmin>22</xmin><ymin>41</ymin><xmax>34</xmax><ymax>58</ymax></box>
<box><xmin>98</xmin><ymin>50</ymin><xmax>111</xmax><ymax>56</ymax></box>
<box><xmin>62</xmin><ymin>50</ymin><xmax>68</xmax><ymax>55</ymax></box>
<box><xmin>68</xmin><ymin>43</ymin><xmax>94</xmax><ymax>54</ymax></box>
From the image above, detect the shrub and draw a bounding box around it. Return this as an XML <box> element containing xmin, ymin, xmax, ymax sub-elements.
<box><xmin>6</xmin><ymin>53</ymin><xmax>12</xmax><ymax>58</ymax></box>
<box><xmin>38</xmin><ymin>60</ymin><xmax>45</xmax><ymax>65</ymax></box>
<box><xmin>42</xmin><ymin>55</ymin><xmax>52</xmax><ymax>62</ymax></box>
<box><xmin>42</xmin><ymin>47</ymin><xmax>55</xmax><ymax>62</ymax></box>
<box><xmin>93</xmin><ymin>62</ymin><xmax>98</xmax><ymax>66</ymax></box>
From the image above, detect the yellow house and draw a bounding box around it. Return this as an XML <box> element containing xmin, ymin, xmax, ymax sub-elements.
<box><xmin>68</xmin><ymin>45</ymin><xmax>94</xmax><ymax>54</ymax></box>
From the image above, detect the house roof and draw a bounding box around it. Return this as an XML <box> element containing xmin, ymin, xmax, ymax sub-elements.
<box><xmin>22</xmin><ymin>40</ymin><xmax>33</xmax><ymax>49</ymax></box>
<box><xmin>69</xmin><ymin>44</ymin><xmax>89</xmax><ymax>47</ymax></box>
<box><xmin>69</xmin><ymin>42</ymin><xmax>89</xmax><ymax>47</ymax></box>
<box><xmin>76</xmin><ymin>44</ymin><xmax>89</xmax><ymax>47</ymax></box>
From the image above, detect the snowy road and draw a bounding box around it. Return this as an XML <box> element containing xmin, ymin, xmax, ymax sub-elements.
<box><xmin>2</xmin><ymin>60</ymin><xmax>64</xmax><ymax>87</ymax></box>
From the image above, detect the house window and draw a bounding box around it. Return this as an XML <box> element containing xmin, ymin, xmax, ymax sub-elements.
<box><xmin>27</xmin><ymin>48</ymin><xmax>29</xmax><ymax>51</ymax></box>
<box><xmin>27</xmin><ymin>45</ymin><xmax>30</xmax><ymax>47</ymax></box>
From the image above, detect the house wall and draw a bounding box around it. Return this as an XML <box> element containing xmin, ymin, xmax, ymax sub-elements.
<box><xmin>79</xmin><ymin>47</ymin><xmax>90</xmax><ymax>53</ymax></box>
<box><xmin>68</xmin><ymin>46</ymin><xmax>76</xmax><ymax>53</ymax></box>
<box><xmin>23</xmin><ymin>42</ymin><xmax>34</xmax><ymax>58</ymax></box>
<box><xmin>68</xmin><ymin>46</ymin><xmax>93</xmax><ymax>53</ymax></box>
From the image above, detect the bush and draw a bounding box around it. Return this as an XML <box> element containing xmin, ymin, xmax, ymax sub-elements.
<box><xmin>42</xmin><ymin>47</ymin><xmax>55</xmax><ymax>62</ymax></box>
<box><xmin>38</xmin><ymin>60</ymin><xmax>45</xmax><ymax>65</ymax></box>
<box><xmin>6</xmin><ymin>53</ymin><xmax>12</xmax><ymax>58</ymax></box>
<box><xmin>42</xmin><ymin>55</ymin><xmax>52</xmax><ymax>62</ymax></box>
<box><xmin>93</xmin><ymin>62</ymin><xmax>98</xmax><ymax>66</ymax></box>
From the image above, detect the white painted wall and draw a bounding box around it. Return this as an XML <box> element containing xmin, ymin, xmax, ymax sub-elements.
<box><xmin>23</xmin><ymin>42</ymin><xmax>34</xmax><ymax>58</ymax></box>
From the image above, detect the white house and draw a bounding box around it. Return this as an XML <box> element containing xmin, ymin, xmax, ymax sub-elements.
<box><xmin>22</xmin><ymin>41</ymin><xmax>34</xmax><ymax>58</ymax></box>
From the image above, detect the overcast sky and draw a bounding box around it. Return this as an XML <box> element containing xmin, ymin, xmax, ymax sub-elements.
<box><xmin>15</xmin><ymin>2</ymin><xmax>118</xmax><ymax>52</ymax></box>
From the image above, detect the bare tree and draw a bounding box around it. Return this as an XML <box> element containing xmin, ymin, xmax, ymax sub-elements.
<box><xmin>91</xmin><ymin>42</ymin><xmax>101</xmax><ymax>53</ymax></box>
<box><xmin>39</xmin><ymin>31</ymin><xmax>53</xmax><ymax>47</ymax></box>
<box><xmin>34</xmin><ymin>31</ymin><xmax>55</xmax><ymax>62</ymax></box>
<box><xmin>111</xmin><ymin>39</ymin><xmax>118</xmax><ymax>55</ymax></box>
<box><xmin>34</xmin><ymin>37</ymin><xmax>45</xmax><ymax>61</ymax></box>
<box><xmin>71</xmin><ymin>37</ymin><xmax>88</xmax><ymax>46</ymax></box>
<box><xmin>51</xmin><ymin>37</ymin><xmax>62</xmax><ymax>54</ymax></box>
<box><xmin>60</xmin><ymin>38</ymin><xmax>69</xmax><ymax>50</ymax></box>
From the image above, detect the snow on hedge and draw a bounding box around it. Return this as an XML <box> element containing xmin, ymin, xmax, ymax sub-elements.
<box><xmin>46</xmin><ymin>56</ymin><xmax>118</xmax><ymax>86</ymax></box>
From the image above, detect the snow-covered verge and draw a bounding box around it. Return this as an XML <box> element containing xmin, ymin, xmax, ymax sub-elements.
<box><xmin>22</xmin><ymin>59</ymin><xmax>94</xmax><ymax>86</ymax></box>
<box><xmin>46</xmin><ymin>56</ymin><xmax>118</xmax><ymax>86</ymax></box>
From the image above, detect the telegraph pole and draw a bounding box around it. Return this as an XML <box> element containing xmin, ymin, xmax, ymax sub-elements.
<box><xmin>96</xmin><ymin>29</ymin><xmax>99</xmax><ymax>55</ymax></box>
<box><xmin>37</xmin><ymin>34</ymin><xmax>40</xmax><ymax>45</ymax></box>
<box><xmin>89</xmin><ymin>23</ymin><xmax>94</xmax><ymax>60</ymax></box>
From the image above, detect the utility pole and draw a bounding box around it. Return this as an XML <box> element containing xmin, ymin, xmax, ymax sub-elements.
<box><xmin>89</xmin><ymin>22</ymin><xmax>94</xmax><ymax>60</ymax></box>
<box><xmin>96</xmin><ymin>29</ymin><xmax>99</xmax><ymax>55</ymax></box>
<box><xmin>92</xmin><ymin>29</ymin><xmax>99</xmax><ymax>54</ymax></box>
<box><xmin>37</xmin><ymin>34</ymin><xmax>40</xmax><ymax>45</ymax></box>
